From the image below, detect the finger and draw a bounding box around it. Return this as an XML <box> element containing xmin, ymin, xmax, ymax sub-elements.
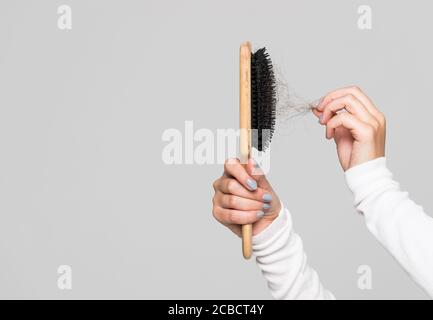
<box><xmin>245</xmin><ymin>158</ymin><xmax>272</xmax><ymax>190</ymax></box>
<box><xmin>317</xmin><ymin>86</ymin><xmax>381</xmax><ymax>118</ymax></box>
<box><xmin>212</xmin><ymin>206</ymin><xmax>264</xmax><ymax>225</ymax></box>
<box><xmin>212</xmin><ymin>205</ymin><xmax>241</xmax><ymax>237</ymax></box>
<box><xmin>312</xmin><ymin>107</ymin><xmax>323</xmax><ymax>118</ymax></box>
<box><xmin>216</xmin><ymin>192</ymin><xmax>268</xmax><ymax>211</ymax></box>
<box><xmin>320</xmin><ymin>94</ymin><xmax>378</xmax><ymax>126</ymax></box>
<box><xmin>218</xmin><ymin>178</ymin><xmax>273</xmax><ymax>203</ymax></box>
<box><xmin>311</xmin><ymin>108</ymin><xmax>325</xmax><ymax>124</ymax></box>
<box><xmin>326</xmin><ymin>112</ymin><xmax>372</xmax><ymax>140</ymax></box>
<box><xmin>224</xmin><ymin>158</ymin><xmax>257</xmax><ymax>191</ymax></box>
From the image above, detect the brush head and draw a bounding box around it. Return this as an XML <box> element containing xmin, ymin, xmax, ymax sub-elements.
<box><xmin>251</xmin><ymin>47</ymin><xmax>276</xmax><ymax>152</ymax></box>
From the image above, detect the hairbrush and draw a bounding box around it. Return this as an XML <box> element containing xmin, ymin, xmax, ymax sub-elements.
<box><xmin>239</xmin><ymin>42</ymin><xmax>276</xmax><ymax>259</ymax></box>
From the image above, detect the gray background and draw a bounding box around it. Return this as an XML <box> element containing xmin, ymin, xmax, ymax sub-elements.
<box><xmin>0</xmin><ymin>0</ymin><xmax>431</xmax><ymax>299</ymax></box>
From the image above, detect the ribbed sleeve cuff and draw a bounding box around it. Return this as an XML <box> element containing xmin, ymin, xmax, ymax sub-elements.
<box><xmin>345</xmin><ymin>157</ymin><xmax>394</xmax><ymax>206</ymax></box>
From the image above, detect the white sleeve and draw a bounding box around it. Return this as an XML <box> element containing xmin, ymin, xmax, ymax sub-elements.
<box><xmin>345</xmin><ymin>157</ymin><xmax>433</xmax><ymax>298</ymax></box>
<box><xmin>252</xmin><ymin>203</ymin><xmax>335</xmax><ymax>300</ymax></box>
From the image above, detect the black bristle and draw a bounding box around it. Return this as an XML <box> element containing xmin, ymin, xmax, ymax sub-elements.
<box><xmin>251</xmin><ymin>47</ymin><xmax>276</xmax><ymax>152</ymax></box>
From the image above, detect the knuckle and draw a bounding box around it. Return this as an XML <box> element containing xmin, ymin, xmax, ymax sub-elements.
<box><xmin>212</xmin><ymin>207</ymin><xmax>224</xmax><ymax>224</ymax></box>
<box><xmin>224</xmin><ymin>158</ymin><xmax>239</xmax><ymax>172</ymax></box>
<box><xmin>377</xmin><ymin>112</ymin><xmax>386</xmax><ymax>126</ymax></box>
<box><xmin>227</xmin><ymin>179</ymin><xmax>237</xmax><ymax>193</ymax></box>
<box><xmin>227</xmin><ymin>195</ymin><xmax>237</xmax><ymax>208</ymax></box>
<box><xmin>339</xmin><ymin>112</ymin><xmax>350</xmax><ymax>121</ymax></box>
<box><xmin>223</xmin><ymin>161</ymin><xmax>230</xmax><ymax>172</ymax></box>
<box><xmin>362</xmin><ymin>125</ymin><xmax>375</xmax><ymax>139</ymax></box>
<box><xmin>346</xmin><ymin>94</ymin><xmax>356</xmax><ymax>103</ymax></box>
<box><xmin>212</xmin><ymin>180</ymin><xmax>218</xmax><ymax>191</ymax></box>
<box><xmin>246</xmin><ymin>212</ymin><xmax>256</xmax><ymax>224</ymax></box>
<box><xmin>225</xmin><ymin>158</ymin><xmax>238</xmax><ymax>166</ymax></box>
<box><xmin>226</xmin><ymin>211</ymin><xmax>235</xmax><ymax>224</ymax></box>
<box><xmin>351</xmin><ymin>85</ymin><xmax>362</xmax><ymax>93</ymax></box>
<box><xmin>342</xmin><ymin>95</ymin><xmax>356</xmax><ymax>111</ymax></box>
<box><xmin>256</xmin><ymin>190</ymin><xmax>264</xmax><ymax>202</ymax></box>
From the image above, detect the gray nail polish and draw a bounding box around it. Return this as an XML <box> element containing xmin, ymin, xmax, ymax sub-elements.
<box><xmin>263</xmin><ymin>194</ymin><xmax>272</xmax><ymax>202</ymax></box>
<box><xmin>256</xmin><ymin>211</ymin><xmax>264</xmax><ymax>218</ymax></box>
<box><xmin>252</xmin><ymin>159</ymin><xmax>260</xmax><ymax>168</ymax></box>
<box><xmin>263</xmin><ymin>203</ymin><xmax>271</xmax><ymax>210</ymax></box>
<box><xmin>319</xmin><ymin>114</ymin><xmax>324</xmax><ymax>123</ymax></box>
<box><xmin>246</xmin><ymin>178</ymin><xmax>257</xmax><ymax>191</ymax></box>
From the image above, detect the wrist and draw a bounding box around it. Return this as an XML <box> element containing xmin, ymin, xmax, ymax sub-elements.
<box><xmin>347</xmin><ymin>144</ymin><xmax>385</xmax><ymax>171</ymax></box>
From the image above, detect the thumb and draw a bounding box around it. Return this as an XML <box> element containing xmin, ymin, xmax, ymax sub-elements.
<box><xmin>246</xmin><ymin>158</ymin><xmax>272</xmax><ymax>189</ymax></box>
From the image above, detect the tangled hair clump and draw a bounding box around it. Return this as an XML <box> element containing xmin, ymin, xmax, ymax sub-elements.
<box><xmin>274</xmin><ymin>68</ymin><xmax>316</xmax><ymax>126</ymax></box>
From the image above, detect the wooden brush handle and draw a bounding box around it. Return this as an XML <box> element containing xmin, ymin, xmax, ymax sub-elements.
<box><xmin>241</xmin><ymin>224</ymin><xmax>253</xmax><ymax>259</ymax></box>
<box><xmin>240</xmin><ymin>42</ymin><xmax>252</xmax><ymax>259</ymax></box>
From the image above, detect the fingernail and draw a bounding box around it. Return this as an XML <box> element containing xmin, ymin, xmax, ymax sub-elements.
<box><xmin>319</xmin><ymin>114</ymin><xmax>324</xmax><ymax>124</ymax></box>
<box><xmin>263</xmin><ymin>203</ymin><xmax>271</xmax><ymax>210</ymax></box>
<box><xmin>256</xmin><ymin>211</ymin><xmax>264</xmax><ymax>218</ymax></box>
<box><xmin>246</xmin><ymin>178</ymin><xmax>257</xmax><ymax>191</ymax></box>
<box><xmin>314</xmin><ymin>97</ymin><xmax>323</xmax><ymax>107</ymax></box>
<box><xmin>263</xmin><ymin>194</ymin><xmax>272</xmax><ymax>202</ymax></box>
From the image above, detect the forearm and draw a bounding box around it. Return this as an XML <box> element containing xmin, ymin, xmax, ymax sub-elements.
<box><xmin>345</xmin><ymin>157</ymin><xmax>433</xmax><ymax>297</ymax></box>
<box><xmin>252</xmin><ymin>204</ymin><xmax>335</xmax><ymax>300</ymax></box>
